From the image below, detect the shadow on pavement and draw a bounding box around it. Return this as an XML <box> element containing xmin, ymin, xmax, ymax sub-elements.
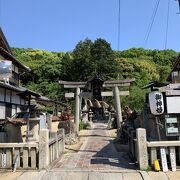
<box><xmin>91</xmin><ymin>139</ymin><xmax>136</xmax><ymax>170</ymax></box>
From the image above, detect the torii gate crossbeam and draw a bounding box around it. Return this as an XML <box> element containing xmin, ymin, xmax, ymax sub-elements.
<box><xmin>59</xmin><ymin>79</ymin><xmax>135</xmax><ymax>134</ymax></box>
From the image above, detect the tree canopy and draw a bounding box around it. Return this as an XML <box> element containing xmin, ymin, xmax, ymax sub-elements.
<box><xmin>12</xmin><ymin>40</ymin><xmax>179</xmax><ymax>110</ymax></box>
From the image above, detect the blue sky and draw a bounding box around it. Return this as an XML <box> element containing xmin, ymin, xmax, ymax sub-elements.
<box><xmin>0</xmin><ymin>0</ymin><xmax>180</xmax><ymax>52</ymax></box>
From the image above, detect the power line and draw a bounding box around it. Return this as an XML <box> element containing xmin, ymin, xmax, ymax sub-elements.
<box><xmin>117</xmin><ymin>0</ymin><xmax>121</xmax><ymax>50</ymax></box>
<box><xmin>0</xmin><ymin>0</ymin><xmax>1</xmax><ymax>25</ymax></box>
<box><xmin>165</xmin><ymin>0</ymin><xmax>170</xmax><ymax>50</ymax></box>
<box><xmin>143</xmin><ymin>0</ymin><xmax>161</xmax><ymax>48</ymax></box>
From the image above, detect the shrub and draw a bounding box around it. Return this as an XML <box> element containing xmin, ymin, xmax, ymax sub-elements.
<box><xmin>111</xmin><ymin>118</ymin><xmax>117</xmax><ymax>129</ymax></box>
<box><xmin>79</xmin><ymin>121</ymin><xmax>89</xmax><ymax>131</ymax></box>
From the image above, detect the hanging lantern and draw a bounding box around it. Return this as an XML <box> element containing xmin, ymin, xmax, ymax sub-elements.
<box><xmin>149</xmin><ymin>91</ymin><xmax>164</xmax><ymax>115</ymax></box>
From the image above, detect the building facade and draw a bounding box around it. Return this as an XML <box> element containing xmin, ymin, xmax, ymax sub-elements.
<box><xmin>0</xmin><ymin>28</ymin><xmax>30</xmax><ymax>122</ymax></box>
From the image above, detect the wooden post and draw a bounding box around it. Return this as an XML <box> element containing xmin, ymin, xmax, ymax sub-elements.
<box><xmin>75</xmin><ymin>87</ymin><xmax>80</xmax><ymax>134</ymax></box>
<box><xmin>26</xmin><ymin>95</ymin><xmax>31</xmax><ymax>142</ymax></box>
<box><xmin>113</xmin><ymin>86</ymin><xmax>122</xmax><ymax>129</ymax></box>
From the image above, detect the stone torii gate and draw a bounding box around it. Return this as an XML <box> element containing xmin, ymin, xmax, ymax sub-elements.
<box><xmin>59</xmin><ymin>78</ymin><xmax>135</xmax><ymax>134</ymax></box>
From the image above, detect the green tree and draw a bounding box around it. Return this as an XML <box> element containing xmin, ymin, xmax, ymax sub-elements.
<box><xmin>11</xmin><ymin>46</ymin><xmax>179</xmax><ymax>110</ymax></box>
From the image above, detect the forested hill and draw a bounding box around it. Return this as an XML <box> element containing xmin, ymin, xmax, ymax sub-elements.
<box><xmin>11</xmin><ymin>39</ymin><xmax>179</xmax><ymax>110</ymax></box>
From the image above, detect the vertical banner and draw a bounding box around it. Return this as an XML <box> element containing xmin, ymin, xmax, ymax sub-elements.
<box><xmin>1</xmin><ymin>152</ymin><xmax>6</xmax><ymax>168</ymax></box>
<box><xmin>160</xmin><ymin>148</ymin><xmax>168</xmax><ymax>172</ymax></box>
<box><xmin>169</xmin><ymin>147</ymin><xmax>176</xmax><ymax>172</ymax></box>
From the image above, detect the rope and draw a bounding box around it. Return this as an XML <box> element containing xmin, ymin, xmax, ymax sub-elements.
<box><xmin>143</xmin><ymin>0</ymin><xmax>161</xmax><ymax>48</ymax></box>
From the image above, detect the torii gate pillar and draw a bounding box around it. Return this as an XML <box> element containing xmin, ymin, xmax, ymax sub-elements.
<box><xmin>75</xmin><ymin>87</ymin><xmax>80</xmax><ymax>134</ymax></box>
<box><xmin>113</xmin><ymin>86</ymin><xmax>122</xmax><ymax>129</ymax></box>
<box><xmin>59</xmin><ymin>78</ymin><xmax>135</xmax><ymax>134</ymax></box>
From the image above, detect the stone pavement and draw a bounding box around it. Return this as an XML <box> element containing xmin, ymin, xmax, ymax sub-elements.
<box><xmin>0</xmin><ymin>122</ymin><xmax>179</xmax><ymax>180</ymax></box>
<box><xmin>52</xmin><ymin>122</ymin><xmax>135</xmax><ymax>171</ymax></box>
<box><xmin>1</xmin><ymin>170</ymin><xmax>179</xmax><ymax>180</ymax></box>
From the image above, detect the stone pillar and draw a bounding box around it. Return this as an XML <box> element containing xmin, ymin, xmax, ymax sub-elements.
<box><xmin>75</xmin><ymin>87</ymin><xmax>80</xmax><ymax>134</ymax></box>
<box><xmin>136</xmin><ymin>128</ymin><xmax>148</xmax><ymax>170</ymax></box>
<box><xmin>113</xmin><ymin>86</ymin><xmax>122</xmax><ymax>129</ymax></box>
<box><xmin>55</xmin><ymin>134</ymin><xmax>59</xmax><ymax>159</ymax></box>
<box><xmin>39</xmin><ymin>129</ymin><xmax>49</xmax><ymax>169</ymax></box>
<box><xmin>23</xmin><ymin>148</ymin><xmax>28</xmax><ymax>168</ymax></box>
<box><xmin>47</xmin><ymin>114</ymin><xmax>52</xmax><ymax>132</ymax></box>
<box><xmin>30</xmin><ymin>148</ymin><xmax>37</xmax><ymax>169</ymax></box>
<box><xmin>62</xmin><ymin>128</ymin><xmax>65</xmax><ymax>152</ymax></box>
<box><xmin>150</xmin><ymin>147</ymin><xmax>157</xmax><ymax>165</ymax></box>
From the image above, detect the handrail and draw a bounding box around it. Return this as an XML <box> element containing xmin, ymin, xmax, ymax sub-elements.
<box><xmin>49</xmin><ymin>134</ymin><xmax>63</xmax><ymax>146</ymax></box>
<box><xmin>0</xmin><ymin>143</ymin><xmax>38</xmax><ymax>148</ymax></box>
<box><xmin>147</xmin><ymin>141</ymin><xmax>180</xmax><ymax>147</ymax></box>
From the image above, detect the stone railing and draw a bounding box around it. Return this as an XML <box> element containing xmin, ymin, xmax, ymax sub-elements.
<box><xmin>147</xmin><ymin>141</ymin><xmax>180</xmax><ymax>171</ymax></box>
<box><xmin>49</xmin><ymin>129</ymin><xmax>65</xmax><ymax>164</ymax></box>
<box><xmin>0</xmin><ymin>142</ymin><xmax>38</xmax><ymax>170</ymax></box>
<box><xmin>38</xmin><ymin>128</ymin><xmax>65</xmax><ymax>169</ymax></box>
<box><xmin>135</xmin><ymin>128</ymin><xmax>180</xmax><ymax>171</ymax></box>
<box><xmin>0</xmin><ymin>128</ymin><xmax>65</xmax><ymax>170</ymax></box>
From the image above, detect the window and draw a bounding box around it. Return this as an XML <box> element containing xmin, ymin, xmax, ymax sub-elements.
<box><xmin>172</xmin><ymin>71</ymin><xmax>179</xmax><ymax>83</ymax></box>
<box><xmin>11</xmin><ymin>91</ymin><xmax>20</xmax><ymax>104</ymax></box>
<box><xmin>12</xmin><ymin>105</ymin><xmax>17</xmax><ymax>116</ymax></box>
<box><xmin>5</xmin><ymin>89</ymin><xmax>11</xmax><ymax>103</ymax></box>
<box><xmin>0</xmin><ymin>103</ymin><xmax>5</xmax><ymax>120</ymax></box>
<box><xmin>0</xmin><ymin>87</ymin><xmax>5</xmax><ymax>101</ymax></box>
<box><xmin>15</xmin><ymin>66</ymin><xmax>18</xmax><ymax>73</ymax></box>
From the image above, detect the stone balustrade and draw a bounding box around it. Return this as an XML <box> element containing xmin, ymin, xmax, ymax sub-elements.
<box><xmin>135</xmin><ymin>128</ymin><xmax>180</xmax><ymax>171</ymax></box>
<box><xmin>0</xmin><ymin>143</ymin><xmax>38</xmax><ymax>170</ymax></box>
<box><xmin>0</xmin><ymin>128</ymin><xmax>65</xmax><ymax>170</ymax></box>
<box><xmin>49</xmin><ymin>129</ymin><xmax>65</xmax><ymax>164</ymax></box>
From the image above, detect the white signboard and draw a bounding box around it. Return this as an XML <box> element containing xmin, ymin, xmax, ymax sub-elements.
<box><xmin>160</xmin><ymin>148</ymin><xmax>168</xmax><ymax>172</ymax></box>
<box><xmin>170</xmin><ymin>152</ymin><xmax>176</xmax><ymax>172</ymax></box>
<box><xmin>166</xmin><ymin>96</ymin><xmax>180</xmax><ymax>113</ymax></box>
